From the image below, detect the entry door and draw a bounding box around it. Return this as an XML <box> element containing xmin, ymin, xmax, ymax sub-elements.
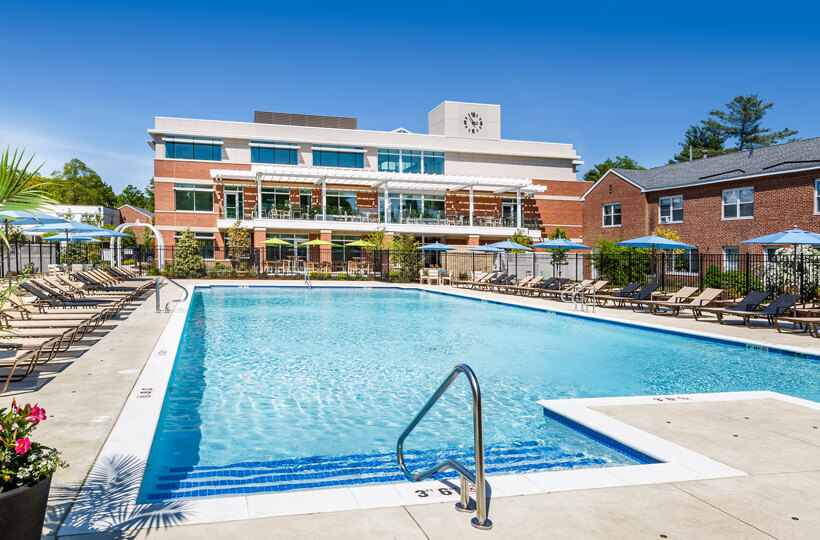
<box><xmin>225</xmin><ymin>190</ymin><xmax>243</xmax><ymax>220</ymax></box>
<box><xmin>502</xmin><ymin>201</ymin><xmax>516</xmax><ymax>226</ymax></box>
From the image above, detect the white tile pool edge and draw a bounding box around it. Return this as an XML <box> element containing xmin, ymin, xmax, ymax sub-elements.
<box><xmin>58</xmin><ymin>284</ymin><xmax>817</xmax><ymax>535</ymax></box>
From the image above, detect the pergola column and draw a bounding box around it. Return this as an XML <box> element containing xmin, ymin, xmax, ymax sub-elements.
<box><xmin>516</xmin><ymin>189</ymin><xmax>522</xmax><ymax>229</ymax></box>
<box><xmin>322</xmin><ymin>179</ymin><xmax>327</xmax><ymax>221</ymax></box>
<box><xmin>383</xmin><ymin>183</ymin><xmax>390</xmax><ymax>224</ymax></box>
<box><xmin>256</xmin><ymin>172</ymin><xmax>262</xmax><ymax>219</ymax></box>
<box><xmin>469</xmin><ymin>186</ymin><xmax>474</xmax><ymax>227</ymax></box>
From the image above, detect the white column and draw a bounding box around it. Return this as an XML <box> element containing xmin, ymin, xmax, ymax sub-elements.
<box><xmin>469</xmin><ymin>186</ymin><xmax>474</xmax><ymax>227</ymax></box>
<box><xmin>516</xmin><ymin>189</ymin><xmax>522</xmax><ymax>229</ymax></box>
<box><xmin>384</xmin><ymin>184</ymin><xmax>390</xmax><ymax>224</ymax></box>
<box><xmin>256</xmin><ymin>173</ymin><xmax>262</xmax><ymax>219</ymax></box>
<box><xmin>322</xmin><ymin>179</ymin><xmax>327</xmax><ymax>221</ymax></box>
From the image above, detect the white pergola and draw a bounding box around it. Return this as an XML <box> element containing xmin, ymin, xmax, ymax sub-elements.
<box><xmin>211</xmin><ymin>165</ymin><xmax>545</xmax><ymax>228</ymax></box>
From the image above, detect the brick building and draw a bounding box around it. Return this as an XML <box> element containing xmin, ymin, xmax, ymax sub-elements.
<box><xmin>117</xmin><ymin>204</ymin><xmax>154</xmax><ymax>242</ymax></box>
<box><xmin>582</xmin><ymin>138</ymin><xmax>820</xmax><ymax>263</ymax></box>
<box><xmin>148</xmin><ymin>101</ymin><xmax>587</xmax><ymax>263</ymax></box>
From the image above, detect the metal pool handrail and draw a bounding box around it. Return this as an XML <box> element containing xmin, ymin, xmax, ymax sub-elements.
<box><xmin>155</xmin><ymin>276</ymin><xmax>189</xmax><ymax>313</ymax></box>
<box><xmin>396</xmin><ymin>364</ymin><xmax>492</xmax><ymax>530</ymax></box>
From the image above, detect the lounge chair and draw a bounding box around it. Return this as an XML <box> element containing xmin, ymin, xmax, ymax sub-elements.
<box><xmin>644</xmin><ymin>288</ymin><xmax>724</xmax><ymax>316</ymax></box>
<box><xmin>627</xmin><ymin>286</ymin><xmax>698</xmax><ymax>312</ymax></box>
<box><xmin>540</xmin><ymin>280</ymin><xmax>592</xmax><ymax>300</ymax></box>
<box><xmin>533</xmin><ymin>278</ymin><xmax>570</xmax><ymax>297</ymax></box>
<box><xmin>600</xmin><ymin>283</ymin><xmax>659</xmax><ymax>307</ymax></box>
<box><xmin>773</xmin><ymin>315</ymin><xmax>820</xmax><ymax>337</ymax></box>
<box><xmin>593</xmin><ymin>283</ymin><xmax>642</xmax><ymax>306</ymax></box>
<box><xmin>710</xmin><ymin>293</ymin><xmax>800</xmax><ymax>326</ymax></box>
<box><xmin>691</xmin><ymin>291</ymin><xmax>771</xmax><ymax>321</ymax></box>
<box><xmin>498</xmin><ymin>276</ymin><xmax>545</xmax><ymax>295</ymax></box>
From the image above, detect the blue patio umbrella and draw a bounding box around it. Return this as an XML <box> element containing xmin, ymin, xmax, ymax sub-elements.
<box><xmin>740</xmin><ymin>227</ymin><xmax>820</xmax><ymax>246</ymax></box>
<box><xmin>615</xmin><ymin>235</ymin><xmax>695</xmax><ymax>250</ymax></box>
<box><xmin>488</xmin><ymin>240</ymin><xmax>532</xmax><ymax>251</ymax></box>
<box><xmin>418</xmin><ymin>242</ymin><xmax>454</xmax><ymax>268</ymax></box>
<box><xmin>531</xmin><ymin>239</ymin><xmax>590</xmax><ymax>250</ymax></box>
<box><xmin>468</xmin><ymin>246</ymin><xmax>504</xmax><ymax>253</ymax></box>
<box><xmin>417</xmin><ymin>242</ymin><xmax>455</xmax><ymax>251</ymax></box>
<box><xmin>0</xmin><ymin>209</ymin><xmax>67</xmax><ymax>227</ymax></box>
<box><xmin>43</xmin><ymin>234</ymin><xmax>102</xmax><ymax>242</ymax></box>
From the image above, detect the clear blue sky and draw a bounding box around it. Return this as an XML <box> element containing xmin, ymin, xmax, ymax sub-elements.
<box><xmin>1</xmin><ymin>1</ymin><xmax>818</xmax><ymax>192</ymax></box>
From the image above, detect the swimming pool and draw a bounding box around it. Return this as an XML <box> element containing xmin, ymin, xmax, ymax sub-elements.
<box><xmin>139</xmin><ymin>287</ymin><xmax>820</xmax><ymax>502</ymax></box>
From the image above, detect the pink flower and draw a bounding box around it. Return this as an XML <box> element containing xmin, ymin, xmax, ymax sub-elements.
<box><xmin>25</xmin><ymin>406</ymin><xmax>46</xmax><ymax>424</ymax></box>
<box><xmin>15</xmin><ymin>438</ymin><xmax>31</xmax><ymax>455</ymax></box>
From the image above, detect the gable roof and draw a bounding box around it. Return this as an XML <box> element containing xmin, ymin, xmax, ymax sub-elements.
<box><xmin>117</xmin><ymin>204</ymin><xmax>154</xmax><ymax>218</ymax></box>
<box><xmin>611</xmin><ymin>137</ymin><xmax>820</xmax><ymax>192</ymax></box>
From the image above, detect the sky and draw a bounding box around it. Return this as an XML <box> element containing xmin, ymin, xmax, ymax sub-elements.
<box><xmin>1</xmin><ymin>1</ymin><xmax>818</xmax><ymax>192</ymax></box>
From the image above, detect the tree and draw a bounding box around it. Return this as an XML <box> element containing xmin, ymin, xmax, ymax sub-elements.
<box><xmin>583</xmin><ymin>156</ymin><xmax>645</xmax><ymax>183</ymax></box>
<box><xmin>391</xmin><ymin>233</ymin><xmax>421</xmax><ymax>282</ymax></box>
<box><xmin>363</xmin><ymin>227</ymin><xmax>390</xmax><ymax>252</ymax></box>
<box><xmin>172</xmin><ymin>228</ymin><xmax>206</xmax><ymax>278</ymax></box>
<box><xmin>545</xmin><ymin>227</ymin><xmax>570</xmax><ymax>265</ymax></box>
<box><xmin>508</xmin><ymin>229</ymin><xmax>532</xmax><ymax>253</ymax></box>
<box><xmin>43</xmin><ymin>159</ymin><xmax>117</xmax><ymax>206</ymax></box>
<box><xmin>704</xmin><ymin>94</ymin><xmax>798</xmax><ymax>150</ymax></box>
<box><xmin>116</xmin><ymin>184</ymin><xmax>151</xmax><ymax>209</ymax></box>
<box><xmin>145</xmin><ymin>178</ymin><xmax>155</xmax><ymax>212</ymax></box>
<box><xmin>225</xmin><ymin>221</ymin><xmax>250</xmax><ymax>260</ymax></box>
<box><xmin>670</xmin><ymin>124</ymin><xmax>733</xmax><ymax>163</ymax></box>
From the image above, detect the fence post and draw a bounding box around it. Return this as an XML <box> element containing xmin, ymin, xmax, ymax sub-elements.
<box><xmin>800</xmin><ymin>250</ymin><xmax>805</xmax><ymax>300</ymax></box>
<box><xmin>745</xmin><ymin>253</ymin><xmax>750</xmax><ymax>294</ymax></box>
<box><xmin>628</xmin><ymin>251</ymin><xmax>632</xmax><ymax>285</ymax></box>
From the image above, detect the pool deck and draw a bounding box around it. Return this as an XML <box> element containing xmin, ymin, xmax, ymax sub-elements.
<box><xmin>2</xmin><ymin>280</ymin><xmax>818</xmax><ymax>539</ymax></box>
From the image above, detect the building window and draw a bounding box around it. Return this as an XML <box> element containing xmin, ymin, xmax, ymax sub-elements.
<box><xmin>379</xmin><ymin>193</ymin><xmax>446</xmax><ymax>222</ymax></box>
<box><xmin>815</xmin><ymin>179</ymin><xmax>820</xmax><ymax>214</ymax></box>
<box><xmin>377</xmin><ymin>149</ymin><xmax>444</xmax><ymax>175</ymax></box>
<box><xmin>223</xmin><ymin>185</ymin><xmax>244</xmax><ymax>220</ymax></box>
<box><xmin>602</xmin><ymin>203</ymin><xmax>621</xmax><ymax>227</ymax></box>
<box><xmin>164</xmin><ymin>137</ymin><xmax>222</xmax><ymax>161</ymax></box>
<box><xmin>765</xmin><ymin>247</ymin><xmax>779</xmax><ymax>262</ymax></box>
<box><xmin>260</xmin><ymin>188</ymin><xmax>291</xmax><ymax>217</ymax></box>
<box><xmin>325</xmin><ymin>191</ymin><xmax>357</xmax><ymax>214</ymax></box>
<box><xmin>299</xmin><ymin>189</ymin><xmax>313</xmax><ymax>212</ymax></box>
<box><xmin>723</xmin><ymin>246</ymin><xmax>739</xmax><ymax>271</ymax></box>
<box><xmin>722</xmin><ymin>187</ymin><xmax>754</xmax><ymax>220</ymax></box>
<box><xmin>174</xmin><ymin>184</ymin><xmax>214</xmax><ymax>212</ymax></box>
<box><xmin>265</xmin><ymin>233</ymin><xmax>309</xmax><ymax>260</ymax></box>
<box><xmin>250</xmin><ymin>141</ymin><xmax>298</xmax><ymax>165</ymax></box>
<box><xmin>666</xmin><ymin>248</ymin><xmax>699</xmax><ymax>273</ymax></box>
<box><xmin>312</xmin><ymin>146</ymin><xmax>364</xmax><ymax>168</ymax></box>
<box><xmin>659</xmin><ymin>195</ymin><xmax>683</xmax><ymax>224</ymax></box>
<box><xmin>174</xmin><ymin>232</ymin><xmax>215</xmax><ymax>259</ymax></box>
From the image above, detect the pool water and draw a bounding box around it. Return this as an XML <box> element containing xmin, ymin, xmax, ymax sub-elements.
<box><xmin>139</xmin><ymin>287</ymin><xmax>820</xmax><ymax>501</ymax></box>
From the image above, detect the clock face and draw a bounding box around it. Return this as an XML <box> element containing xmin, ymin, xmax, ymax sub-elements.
<box><xmin>463</xmin><ymin>112</ymin><xmax>484</xmax><ymax>134</ymax></box>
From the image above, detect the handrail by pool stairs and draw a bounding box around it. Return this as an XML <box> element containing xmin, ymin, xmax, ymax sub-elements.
<box><xmin>572</xmin><ymin>283</ymin><xmax>596</xmax><ymax>312</ymax></box>
<box><xmin>155</xmin><ymin>276</ymin><xmax>189</xmax><ymax>313</ymax></box>
<box><xmin>305</xmin><ymin>271</ymin><xmax>312</xmax><ymax>288</ymax></box>
<box><xmin>396</xmin><ymin>364</ymin><xmax>492</xmax><ymax>530</ymax></box>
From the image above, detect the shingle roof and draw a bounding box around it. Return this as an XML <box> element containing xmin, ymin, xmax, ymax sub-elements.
<box><xmin>118</xmin><ymin>204</ymin><xmax>154</xmax><ymax>218</ymax></box>
<box><xmin>611</xmin><ymin>137</ymin><xmax>820</xmax><ymax>191</ymax></box>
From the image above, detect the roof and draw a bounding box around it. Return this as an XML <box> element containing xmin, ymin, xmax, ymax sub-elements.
<box><xmin>211</xmin><ymin>165</ymin><xmax>546</xmax><ymax>195</ymax></box>
<box><xmin>610</xmin><ymin>137</ymin><xmax>820</xmax><ymax>192</ymax></box>
<box><xmin>117</xmin><ymin>204</ymin><xmax>154</xmax><ymax>218</ymax></box>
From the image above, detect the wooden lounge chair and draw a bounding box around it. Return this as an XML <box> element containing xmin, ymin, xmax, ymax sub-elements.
<box><xmin>498</xmin><ymin>276</ymin><xmax>545</xmax><ymax>295</ymax></box>
<box><xmin>628</xmin><ymin>286</ymin><xmax>698</xmax><ymax>312</ymax></box>
<box><xmin>533</xmin><ymin>278</ymin><xmax>570</xmax><ymax>297</ymax></box>
<box><xmin>773</xmin><ymin>315</ymin><xmax>820</xmax><ymax>337</ymax></box>
<box><xmin>712</xmin><ymin>293</ymin><xmax>800</xmax><ymax>327</ymax></box>
<box><xmin>691</xmin><ymin>291</ymin><xmax>771</xmax><ymax>321</ymax></box>
<box><xmin>593</xmin><ymin>283</ymin><xmax>641</xmax><ymax>306</ymax></box>
<box><xmin>601</xmin><ymin>283</ymin><xmax>659</xmax><ymax>307</ymax></box>
<box><xmin>645</xmin><ymin>288</ymin><xmax>723</xmax><ymax>316</ymax></box>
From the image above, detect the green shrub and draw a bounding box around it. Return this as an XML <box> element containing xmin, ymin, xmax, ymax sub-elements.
<box><xmin>320</xmin><ymin>272</ymin><xmax>330</xmax><ymax>280</ymax></box>
<box><xmin>172</xmin><ymin>229</ymin><xmax>206</xmax><ymax>278</ymax></box>
<box><xmin>702</xmin><ymin>264</ymin><xmax>764</xmax><ymax>297</ymax></box>
<box><xmin>122</xmin><ymin>258</ymin><xmax>136</xmax><ymax>265</ymax></box>
<box><xmin>335</xmin><ymin>272</ymin><xmax>347</xmax><ymax>280</ymax></box>
<box><xmin>228</xmin><ymin>269</ymin><xmax>237</xmax><ymax>278</ymax></box>
<box><xmin>208</xmin><ymin>270</ymin><xmax>218</xmax><ymax>279</ymax></box>
<box><xmin>309</xmin><ymin>270</ymin><xmax>319</xmax><ymax>279</ymax></box>
<box><xmin>147</xmin><ymin>268</ymin><xmax>160</xmax><ymax>276</ymax></box>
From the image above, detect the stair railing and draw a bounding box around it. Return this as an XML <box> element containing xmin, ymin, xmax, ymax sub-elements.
<box><xmin>396</xmin><ymin>364</ymin><xmax>492</xmax><ymax>530</ymax></box>
<box><xmin>155</xmin><ymin>276</ymin><xmax>189</xmax><ymax>313</ymax></box>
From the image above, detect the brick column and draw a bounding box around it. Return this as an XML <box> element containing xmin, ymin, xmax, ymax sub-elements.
<box><xmin>319</xmin><ymin>230</ymin><xmax>333</xmax><ymax>264</ymax></box>
<box><xmin>253</xmin><ymin>228</ymin><xmax>267</xmax><ymax>265</ymax></box>
<box><xmin>467</xmin><ymin>235</ymin><xmax>480</xmax><ymax>247</ymax></box>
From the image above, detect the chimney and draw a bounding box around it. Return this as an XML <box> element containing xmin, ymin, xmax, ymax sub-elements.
<box><xmin>701</xmin><ymin>150</ymin><xmax>708</xmax><ymax>159</ymax></box>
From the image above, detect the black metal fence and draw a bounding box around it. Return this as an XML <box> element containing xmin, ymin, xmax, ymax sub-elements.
<box><xmin>437</xmin><ymin>252</ymin><xmax>820</xmax><ymax>301</ymax></box>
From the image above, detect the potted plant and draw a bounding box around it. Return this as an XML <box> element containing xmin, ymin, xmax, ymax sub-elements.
<box><xmin>1</xmin><ymin>400</ymin><xmax>67</xmax><ymax>539</ymax></box>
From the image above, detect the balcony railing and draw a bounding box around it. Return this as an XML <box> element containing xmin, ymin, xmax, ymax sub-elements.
<box><xmin>219</xmin><ymin>205</ymin><xmax>539</xmax><ymax>229</ymax></box>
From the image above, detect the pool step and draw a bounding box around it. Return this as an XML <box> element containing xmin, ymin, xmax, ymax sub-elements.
<box><xmin>144</xmin><ymin>441</ymin><xmax>615</xmax><ymax>501</ymax></box>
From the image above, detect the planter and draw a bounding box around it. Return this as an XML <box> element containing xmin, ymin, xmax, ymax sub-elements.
<box><xmin>0</xmin><ymin>476</ymin><xmax>52</xmax><ymax>540</ymax></box>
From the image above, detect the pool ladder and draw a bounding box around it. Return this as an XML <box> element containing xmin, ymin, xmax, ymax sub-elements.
<box><xmin>155</xmin><ymin>276</ymin><xmax>189</xmax><ymax>313</ymax></box>
<box><xmin>304</xmin><ymin>272</ymin><xmax>312</xmax><ymax>288</ymax></box>
<box><xmin>571</xmin><ymin>284</ymin><xmax>596</xmax><ymax>312</ymax></box>
<box><xmin>397</xmin><ymin>364</ymin><xmax>492</xmax><ymax>530</ymax></box>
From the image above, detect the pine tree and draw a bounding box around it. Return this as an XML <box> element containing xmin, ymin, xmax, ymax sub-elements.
<box><xmin>670</xmin><ymin>124</ymin><xmax>733</xmax><ymax>163</ymax></box>
<box><xmin>704</xmin><ymin>95</ymin><xmax>798</xmax><ymax>150</ymax></box>
<box><xmin>173</xmin><ymin>228</ymin><xmax>206</xmax><ymax>278</ymax></box>
<box><xmin>583</xmin><ymin>156</ymin><xmax>645</xmax><ymax>183</ymax></box>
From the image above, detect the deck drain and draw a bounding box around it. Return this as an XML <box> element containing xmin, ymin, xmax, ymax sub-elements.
<box><xmin>89</xmin><ymin>415</ymin><xmax>112</xmax><ymax>423</ymax></box>
<box><xmin>118</xmin><ymin>368</ymin><xmax>139</xmax><ymax>374</ymax></box>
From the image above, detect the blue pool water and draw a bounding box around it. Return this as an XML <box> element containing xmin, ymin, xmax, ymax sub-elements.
<box><xmin>139</xmin><ymin>287</ymin><xmax>820</xmax><ymax>501</ymax></box>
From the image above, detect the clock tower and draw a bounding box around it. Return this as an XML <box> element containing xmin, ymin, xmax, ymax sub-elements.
<box><xmin>428</xmin><ymin>101</ymin><xmax>501</xmax><ymax>139</ymax></box>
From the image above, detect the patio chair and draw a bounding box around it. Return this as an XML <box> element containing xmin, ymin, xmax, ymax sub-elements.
<box><xmin>497</xmin><ymin>276</ymin><xmax>544</xmax><ymax>294</ymax></box>
<box><xmin>691</xmin><ymin>291</ymin><xmax>771</xmax><ymax>321</ymax></box>
<box><xmin>627</xmin><ymin>286</ymin><xmax>698</xmax><ymax>312</ymax></box>
<box><xmin>711</xmin><ymin>293</ymin><xmax>800</xmax><ymax>327</ymax></box>
<box><xmin>773</xmin><ymin>315</ymin><xmax>820</xmax><ymax>337</ymax></box>
<box><xmin>419</xmin><ymin>269</ymin><xmax>440</xmax><ymax>285</ymax></box>
<box><xmin>592</xmin><ymin>283</ymin><xmax>642</xmax><ymax>306</ymax></box>
<box><xmin>644</xmin><ymin>288</ymin><xmax>724</xmax><ymax>316</ymax></box>
<box><xmin>541</xmin><ymin>279</ymin><xmax>593</xmax><ymax>300</ymax></box>
<box><xmin>600</xmin><ymin>283</ymin><xmax>659</xmax><ymax>307</ymax></box>
<box><xmin>533</xmin><ymin>278</ymin><xmax>570</xmax><ymax>297</ymax></box>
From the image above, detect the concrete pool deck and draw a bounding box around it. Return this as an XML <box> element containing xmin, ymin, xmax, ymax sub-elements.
<box><xmin>1</xmin><ymin>280</ymin><xmax>817</xmax><ymax>539</ymax></box>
